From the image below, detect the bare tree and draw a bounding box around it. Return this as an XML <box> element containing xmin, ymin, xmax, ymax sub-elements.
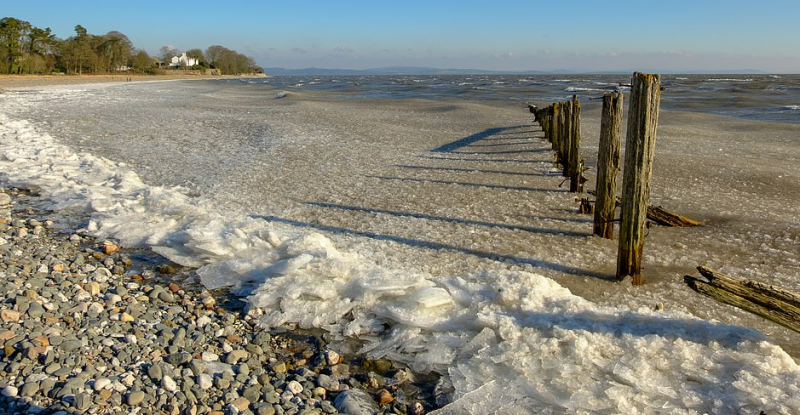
<box><xmin>159</xmin><ymin>45</ymin><xmax>177</xmax><ymax>67</ymax></box>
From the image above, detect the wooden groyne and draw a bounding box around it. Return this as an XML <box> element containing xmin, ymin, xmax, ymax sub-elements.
<box><xmin>529</xmin><ymin>95</ymin><xmax>584</xmax><ymax>193</ymax></box>
<box><xmin>530</xmin><ymin>74</ymin><xmax>797</xmax><ymax>333</ymax></box>
<box><xmin>530</xmin><ymin>71</ymin><xmax>700</xmax><ymax>285</ymax></box>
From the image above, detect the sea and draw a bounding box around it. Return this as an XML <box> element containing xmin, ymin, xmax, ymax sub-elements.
<box><xmin>232</xmin><ymin>73</ymin><xmax>800</xmax><ymax>124</ymax></box>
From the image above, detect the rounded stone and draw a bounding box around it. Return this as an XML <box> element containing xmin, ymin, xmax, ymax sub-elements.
<box><xmin>198</xmin><ymin>374</ymin><xmax>213</xmax><ymax>390</ymax></box>
<box><xmin>286</xmin><ymin>380</ymin><xmax>303</xmax><ymax>395</ymax></box>
<box><xmin>74</xmin><ymin>392</ymin><xmax>92</xmax><ymax>410</ymax></box>
<box><xmin>20</xmin><ymin>382</ymin><xmax>39</xmax><ymax>397</ymax></box>
<box><xmin>1</xmin><ymin>385</ymin><xmax>19</xmax><ymax>398</ymax></box>
<box><xmin>93</xmin><ymin>378</ymin><xmax>112</xmax><ymax>391</ymax></box>
<box><xmin>162</xmin><ymin>376</ymin><xmax>178</xmax><ymax>392</ymax></box>
<box><xmin>230</xmin><ymin>396</ymin><xmax>250</xmax><ymax>412</ymax></box>
<box><xmin>127</xmin><ymin>390</ymin><xmax>146</xmax><ymax>406</ymax></box>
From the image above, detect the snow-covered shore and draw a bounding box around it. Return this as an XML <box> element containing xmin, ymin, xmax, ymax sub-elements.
<box><xmin>1</xmin><ymin>80</ymin><xmax>799</xmax><ymax>413</ymax></box>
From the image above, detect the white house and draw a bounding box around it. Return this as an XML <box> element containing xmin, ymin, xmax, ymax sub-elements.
<box><xmin>170</xmin><ymin>52</ymin><xmax>199</xmax><ymax>68</ymax></box>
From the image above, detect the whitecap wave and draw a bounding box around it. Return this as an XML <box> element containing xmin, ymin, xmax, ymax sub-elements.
<box><xmin>564</xmin><ymin>86</ymin><xmax>604</xmax><ymax>93</ymax></box>
<box><xmin>706</xmin><ymin>78</ymin><xmax>754</xmax><ymax>82</ymax></box>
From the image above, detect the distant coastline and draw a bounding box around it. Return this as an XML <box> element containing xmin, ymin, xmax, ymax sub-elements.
<box><xmin>0</xmin><ymin>72</ymin><xmax>266</xmax><ymax>88</ymax></box>
<box><xmin>262</xmin><ymin>66</ymin><xmax>771</xmax><ymax>76</ymax></box>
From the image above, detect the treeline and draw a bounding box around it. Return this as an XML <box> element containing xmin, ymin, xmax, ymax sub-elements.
<box><xmin>0</xmin><ymin>17</ymin><xmax>262</xmax><ymax>75</ymax></box>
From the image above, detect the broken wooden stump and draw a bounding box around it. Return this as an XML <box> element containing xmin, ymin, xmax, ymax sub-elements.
<box><xmin>578</xmin><ymin>198</ymin><xmax>593</xmax><ymax>214</ymax></box>
<box><xmin>684</xmin><ymin>266</ymin><xmax>800</xmax><ymax>333</ymax></box>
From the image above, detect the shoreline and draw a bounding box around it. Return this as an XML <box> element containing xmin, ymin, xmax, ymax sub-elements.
<box><xmin>0</xmin><ymin>187</ymin><xmax>432</xmax><ymax>414</ymax></box>
<box><xmin>1</xmin><ymin>79</ymin><xmax>798</xmax><ymax>413</ymax></box>
<box><xmin>0</xmin><ymin>73</ymin><xmax>266</xmax><ymax>89</ymax></box>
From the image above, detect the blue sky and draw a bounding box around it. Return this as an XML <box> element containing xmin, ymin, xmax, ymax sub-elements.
<box><xmin>4</xmin><ymin>0</ymin><xmax>800</xmax><ymax>73</ymax></box>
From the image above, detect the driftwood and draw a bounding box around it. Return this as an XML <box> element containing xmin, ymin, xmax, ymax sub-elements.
<box><xmin>646</xmin><ymin>205</ymin><xmax>702</xmax><ymax>227</ymax></box>
<box><xmin>587</xmin><ymin>191</ymin><xmax>701</xmax><ymax>228</ymax></box>
<box><xmin>684</xmin><ymin>266</ymin><xmax>800</xmax><ymax>333</ymax></box>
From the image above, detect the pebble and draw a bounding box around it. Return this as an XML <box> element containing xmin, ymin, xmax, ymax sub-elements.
<box><xmin>326</xmin><ymin>350</ymin><xmax>340</xmax><ymax>366</ymax></box>
<box><xmin>93</xmin><ymin>377</ymin><xmax>112</xmax><ymax>391</ymax></box>
<box><xmin>1</xmin><ymin>385</ymin><xmax>18</xmax><ymax>398</ymax></box>
<box><xmin>162</xmin><ymin>375</ymin><xmax>178</xmax><ymax>392</ymax></box>
<box><xmin>127</xmin><ymin>390</ymin><xmax>146</xmax><ymax>406</ymax></box>
<box><xmin>230</xmin><ymin>396</ymin><xmax>251</xmax><ymax>412</ymax></box>
<box><xmin>287</xmin><ymin>380</ymin><xmax>303</xmax><ymax>395</ymax></box>
<box><xmin>198</xmin><ymin>373</ymin><xmax>214</xmax><ymax>390</ymax></box>
<box><xmin>334</xmin><ymin>389</ymin><xmax>379</xmax><ymax>415</ymax></box>
<box><xmin>0</xmin><ymin>188</ymin><xmax>433</xmax><ymax>415</ymax></box>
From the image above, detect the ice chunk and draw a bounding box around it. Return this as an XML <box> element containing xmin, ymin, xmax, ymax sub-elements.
<box><xmin>412</xmin><ymin>286</ymin><xmax>454</xmax><ymax>308</ymax></box>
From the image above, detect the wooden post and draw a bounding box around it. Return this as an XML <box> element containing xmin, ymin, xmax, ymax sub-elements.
<box><xmin>593</xmin><ymin>91</ymin><xmax>623</xmax><ymax>238</ymax></box>
<box><xmin>561</xmin><ymin>100</ymin><xmax>572</xmax><ymax>176</ymax></box>
<box><xmin>541</xmin><ymin>106</ymin><xmax>552</xmax><ymax>143</ymax></box>
<box><xmin>568</xmin><ymin>95</ymin><xmax>582</xmax><ymax>192</ymax></box>
<box><xmin>551</xmin><ymin>102</ymin><xmax>561</xmax><ymax>154</ymax></box>
<box><xmin>617</xmin><ymin>72</ymin><xmax>661</xmax><ymax>285</ymax></box>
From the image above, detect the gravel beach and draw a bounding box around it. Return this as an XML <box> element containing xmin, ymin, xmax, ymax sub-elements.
<box><xmin>0</xmin><ymin>187</ymin><xmax>430</xmax><ymax>415</ymax></box>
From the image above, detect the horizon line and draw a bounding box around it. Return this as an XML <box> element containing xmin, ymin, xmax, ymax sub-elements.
<box><xmin>261</xmin><ymin>65</ymin><xmax>791</xmax><ymax>75</ymax></box>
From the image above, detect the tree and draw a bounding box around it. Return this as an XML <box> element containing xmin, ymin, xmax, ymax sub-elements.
<box><xmin>204</xmin><ymin>44</ymin><xmax>229</xmax><ymax>69</ymax></box>
<box><xmin>204</xmin><ymin>44</ymin><xmax>259</xmax><ymax>75</ymax></box>
<box><xmin>131</xmin><ymin>49</ymin><xmax>153</xmax><ymax>73</ymax></box>
<box><xmin>99</xmin><ymin>31</ymin><xmax>132</xmax><ymax>72</ymax></box>
<box><xmin>62</xmin><ymin>24</ymin><xmax>95</xmax><ymax>74</ymax></box>
<box><xmin>21</xmin><ymin>26</ymin><xmax>56</xmax><ymax>73</ymax></box>
<box><xmin>185</xmin><ymin>48</ymin><xmax>205</xmax><ymax>67</ymax></box>
<box><xmin>159</xmin><ymin>45</ymin><xmax>176</xmax><ymax>67</ymax></box>
<box><xmin>0</xmin><ymin>17</ymin><xmax>32</xmax><ymax>74</ymax></box>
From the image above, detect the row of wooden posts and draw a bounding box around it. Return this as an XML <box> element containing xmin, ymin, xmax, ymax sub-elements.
<box><xmin>529</xmin><ymin>74</ymin><xmax>800</xmax><ymax>332</ymax></box>
<box><xmin>530</xmin><ymin>71</ymin><xmax>662</xmax><ymax>285</ymax></box>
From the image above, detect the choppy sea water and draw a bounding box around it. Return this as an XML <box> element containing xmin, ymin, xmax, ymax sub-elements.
<box><xmin>225</xmin><ymin>74</ymin><xmax>800</xmax><ymax>124</ymax></box>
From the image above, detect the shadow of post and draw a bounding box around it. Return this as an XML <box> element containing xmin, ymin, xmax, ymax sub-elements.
<box><xmin>305</xmin><ymin>202</ymin><xmax>588</xmax><ymax>237</ymax></box>
<box><xmin>431</xmin><ymin>125</ymin><xmax>530</xmax><ymax>153</ymax></box>
<box><xmin>254</xmin><ymin>214</ymin><xmax>615</xmax><ymax>282</ymax></box>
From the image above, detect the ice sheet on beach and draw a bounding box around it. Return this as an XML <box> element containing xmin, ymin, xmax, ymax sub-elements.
<box><xmin>2</xmin><ymin>83</ymin><xmax>800</xmax><ymax>414</ymax></box>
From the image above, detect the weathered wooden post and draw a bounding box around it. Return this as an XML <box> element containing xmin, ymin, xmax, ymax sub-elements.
<box><xmin>551</xmin><ymin>102</ymin><xmax>561</xmax><ymax>154</ymax></box>
<box><xmin>539</xmin><ymin>106</ymin><xmax>550</xmax><ymax>142</ymax></box>
<box><xmin>545</xmin><ymin>105</ymin><xmax>554</xmax><ymax>143</ymax></box>
<box><xmin>617</xmin><ymin>72</ymin><xmax>661</xmax><ymax>285</ymax></box>
<box><xmin>561</xmin><ymin>99</ymin><xmax>572</xmax><ymax>176</ymax></box>
<box><xmin>568</xmin><ymin>95</ymin><xmax>582</xmax><ymax>192</ymax></box>
<box><xmin>594</xmin><ymin>91</ymin><xmax>623</xmax><ymax>238</ymax></box>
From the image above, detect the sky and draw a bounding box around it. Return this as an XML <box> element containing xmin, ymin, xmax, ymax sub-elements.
<box><xmin>4</xmin><ymin>0</ymin><xmax>800</xmax><ymax>73</ymax></box>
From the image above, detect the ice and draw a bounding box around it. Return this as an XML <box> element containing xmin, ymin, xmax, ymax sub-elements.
<box><xmin>2</xmin><ymin>82</ymin><xmax>800</xmax><ymax>414</ymax></box>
